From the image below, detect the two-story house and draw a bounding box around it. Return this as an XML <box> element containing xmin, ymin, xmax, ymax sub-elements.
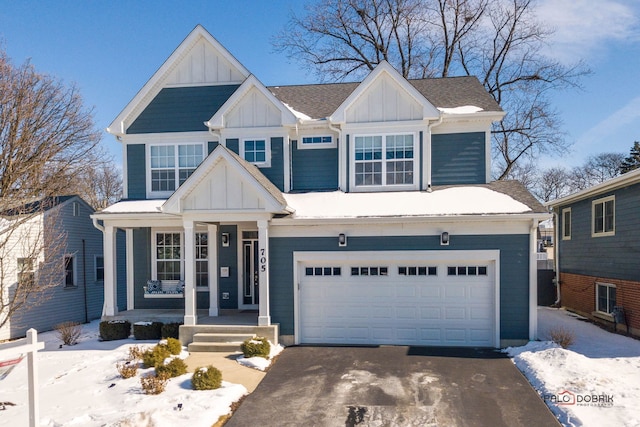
<box><xmin>92</xmin><ymin>25</ymin><xmax>548</xmax><ymax>348</ymax></box>
<box><xmin>1</xmin><ymin>196</ymin><xmax>105</xmax><ymax>341</ymax></box>
<box><xmin>546</xmin><ymin>168</ymin><xmax>640</xmax><ymax>338</ymax></box>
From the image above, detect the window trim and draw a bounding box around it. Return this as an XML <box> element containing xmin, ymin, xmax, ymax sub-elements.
<box><xmin>240</xmin><ymin>138</ymin><xmax>271</xmax><ymax>167</ymax></box>
<box><xmin>591</xmin><ymin>195</ymin><xmax>615</xmax><ymax>237</ymax></box>
<box><xmin>351</xmin><ymin>132</ymin><xmax>418</xmax><ymax>191</ymax></box>
<box><xmin>298</xmin><ymin>135</ymin><xmax>336</xmax><ymax>150</ymax></box>
<box><xmin>595</xmin><ymin>282</ymin><xmax>616</xmax><ymax>315</ymax></box>
<box><xmin>147</xmin><ymin>142</ymin><xmax>206</xmax><ymax>197</ymax></box>
<box><xmin>64</xmin><ymin>254</ymin><xmax>76</xmax><ymax>288</ymax></box>
<box><xmin>562</xmin><ymin>208</ymin><xmax>571</xmax><ymax>240</ymax></box>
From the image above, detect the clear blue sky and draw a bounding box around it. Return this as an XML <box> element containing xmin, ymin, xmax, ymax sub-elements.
<box><xmin>1</xmin><ymin>0</ymin><xmax>639</xmax><ymax>169</ymax></box>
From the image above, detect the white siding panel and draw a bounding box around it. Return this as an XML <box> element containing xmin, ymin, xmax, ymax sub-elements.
<box><xmin>226</xmin><ymin>89</ymin><xmax>281</xmax><ymax>128</ymax></box>
<box><xmin>167</xmin><ymin>38</ymin><xmax>245</xmax><ymax>85</ymax></box>
<box><xmin>346</xmin><ymin>74</ymin><xmax>422</xmax><ymax>123</ymax></box>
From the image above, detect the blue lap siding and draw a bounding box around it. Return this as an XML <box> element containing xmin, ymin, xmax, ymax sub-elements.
<box><xmin>431</xmin><ymin>132</ymin><xmax>486</xmax><ymax>185</ymax></box>
<box><xmin>291</xmin><ymin>140</ymin><xmax>338</xmax><ymax>191</ymax></box>
<box><xmin>268</xmin><ymin>234</ymin><xmax>530</xmax><ymax>341</ymax></box>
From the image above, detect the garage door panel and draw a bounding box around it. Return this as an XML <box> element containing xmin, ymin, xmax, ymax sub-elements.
<box><xmin>300</xmin><ymin>255</ymin><xmax>495</xmax><ymax>347</ymax></box>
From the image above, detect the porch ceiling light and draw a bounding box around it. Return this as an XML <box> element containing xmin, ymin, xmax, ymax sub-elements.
<box><xmin>338</xmin><ymin>233</ymin><xmax>347</xmax><ymax>247</ymax></box>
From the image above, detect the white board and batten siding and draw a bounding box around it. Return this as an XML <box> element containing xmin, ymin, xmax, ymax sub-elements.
<box><xmin>294</xmin><ymin>250</ymin><xmax>500</xmax><ymax>348</ymax></box>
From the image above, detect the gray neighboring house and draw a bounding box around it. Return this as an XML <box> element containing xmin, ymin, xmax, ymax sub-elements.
<box><xmin>546</xmin><ymin>168</ymin><xmax>640</xmax><ymax>337</ymax></box>
<box><xmin>0</xmin><ymin>196</ymin><xmax>111</xmax><ymax>340</ymax></box>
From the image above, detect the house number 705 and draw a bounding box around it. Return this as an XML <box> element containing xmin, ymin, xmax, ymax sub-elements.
<box><xmin>259</xmin><ymin>248</ymin><xmax>267</xmax><ymax>272</ymax></box>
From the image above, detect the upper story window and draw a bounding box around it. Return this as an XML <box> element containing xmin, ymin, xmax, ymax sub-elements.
<box><xmin>562</xmin><ymin>208</ymin><xmax>571</xmax><ymax>240</ymax></box>
<box><xmin>353</xmin><ymin>134</ymin><xmax>415</xmax><ymax>188</ymax></box>
<box><xmin>150</xmin><ymin>144</ymin><xmax>204</xmax><ymax>193</ymax></box>
<box><xmin>241</xmin><ymin>139</ymin><xmax>270</xmax><ymax>167</ymax></box>
<box><xmin>592</xmin><ymin>196</ymin><xmax>615</xmax><ymax>237</ymax></box>
<box><xmin>299</xmin><ymin>135</ymin><xmax>335</xmax><ymax>149</ymax></box>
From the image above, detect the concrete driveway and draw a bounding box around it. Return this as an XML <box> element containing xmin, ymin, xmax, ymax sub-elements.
<box><xmin>226</xmin><ymin>346</ymin><xmax>559</xmax><ymax>427</ymax></box>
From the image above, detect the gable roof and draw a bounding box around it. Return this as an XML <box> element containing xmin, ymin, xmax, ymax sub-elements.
<box><xmin>269</xmin><ymin>75</ymin><xmax>502</xmax><ymax>120</ymax></box>
<box><xmin>546</xmin><ymin>168</ymin><xmax>640</xmax><ymax>208</ymax></box>
<box><xmin>0</xmin><ymin>195</ymin><xmax>90</xmax><ymax>217</ymax></box>
<box><xmin>108</xmin><ymin>25</ymin><xmax>250</xmax><ymax>136</ymax></box>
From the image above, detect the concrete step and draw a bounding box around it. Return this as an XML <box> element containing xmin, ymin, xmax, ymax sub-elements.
<box><xmin>188</xmin><ymin>341</ymin><xmax>244</xmax><ymax>353</ymax></box>
<box><xmin>192</xmin><ymin>332</ymin><xmax>255</xmax><ymax>343</ymax></box>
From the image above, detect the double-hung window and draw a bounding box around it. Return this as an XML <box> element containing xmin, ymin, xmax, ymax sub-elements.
<box><xmin>592</xmin><ymin>196</ymin><xmax>615</xmax><ymax>236</ymax></box>
<box><xmin>354</xmin><ymin>134</ymin><xmax>414</xmax><ymax>187</ymax></box>
<box><xmin>596</xmin><ymin>283</ymin><xmax>616</xmax><ymax>315</ymax></box>
<box><xmin>17</xmin><ymin>257</ymin><xmax>35</xmax><ymax>287</ymax></box>
<box><xmin>150</xmin><ymin>144</ymin><xmax>204</xmax><ymax>193</ymax></box>
<box><xmin>195</xmin><ymin>233</ymin><xmax>208</xmax><ymax>287</ymax></box>
<box><xmin>155</xmin><ymin>232</ymin><xmax>182</xmax><ymax>281</ymax></box>
<box><xmin>64</xmin><ymin>255</ymin><xmax>75</xmax><ymax>287</ymax></box>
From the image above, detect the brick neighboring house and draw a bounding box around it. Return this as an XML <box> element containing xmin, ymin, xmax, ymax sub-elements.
<box><xmin>546</xmin><ymin>168</ymin><xmax>640</xmax><ymax>337</ymax></box>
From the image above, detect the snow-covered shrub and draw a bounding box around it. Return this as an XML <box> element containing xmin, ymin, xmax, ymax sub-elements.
<box><xmin>140</xmin><ymin>372</ymin><xmax>168</xmax><ymax>395</ymax></box>
<box><xmin>127</xmin><ymin>345</ymin><xmax>144</xmax><ymax>362</ymax></box>
<box><xmin>117</xmin><ymin>361</ymin><xmax>138</xmax><ymax>379</ymax></box>
<box><xmin>142</xmin><ymin>344</ymin><xmax>170</xmax><ymax>368</ymax></box>
<box><xmin>549</xmin><ymin>326</ymin><xmax>575</xmax><ymax>348</ymax></box>
<box><xmin>191</xmin><ymin>366</ymin><xmax>222</xmax><ymax>390</ymax></box>
<box><xmin>99</xmin><ymin>320</ymin><xmax>131</xmax><ymax>341</ymax></box>
<box><xmin>55</xmin><ymin>321</ymin><xmax>82</xmax><ymax>346</ymax></box>
<box><xmin>156</xmin><ymin>357</ymin><xmax>187</xmax><ymax>378</ymax></box>
<box><xmin>241</xmin><ymin>336</ymin><xmax>270</xmax><ymax>358</ymax></box>
<box><xmin>133</xmin><ymin>321</ymin><xmax>163</xmax><ymax>340</ymax></box>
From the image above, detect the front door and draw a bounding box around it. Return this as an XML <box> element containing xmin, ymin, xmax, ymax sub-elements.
<box><xmin>242</xmin><ymin>231</ymin><xmax>259</xmax><ymax>307</ymax></box>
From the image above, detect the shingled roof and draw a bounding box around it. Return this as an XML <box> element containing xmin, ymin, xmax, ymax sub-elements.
<box><xmin>268</xmin><ymin>75</ymin><xmax>502</xmax><ymax>120</ymax></box>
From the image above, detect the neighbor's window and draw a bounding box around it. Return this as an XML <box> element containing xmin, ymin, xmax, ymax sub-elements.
<box><xmin>354</xmin><ymin>134</ymin><xmax>414</xmax><ymax>187</ymax></box>
<box><xmin>17</xmin><ymin>257</ymin><xmax>35</xmax><ymax>287</ymax></box>
<box><xmin>150</xmin><ymin>144</ymin><xmax>204</xmax><ymax>192</ymax></box>
<box><xmin>95</xmin><ymin>255</ymin><xmax>104</xmax><ymax>282</ymax></box>
<box><xmin>156</xmin><ymin>232</ymin><xmax>182</xmax><ymax>281</ymax></box>
<box><xmin>596</xmin><ymin>283</ymin><xmax>616</xmax><ymax>315</ymax></box>
<box><xmin>195</xmin><ymin>233</ymin><xmax>208</xmax><ymax>287</ymax></box>
<box><xmin>64</xmin><ymin>255</ymin><xmax>75</xmax><ymax>287</ymax></box>
<box><xmin>562</xmin><ymin>208</ymin><xmax>571</xmax><ymax>240</ymax></box>
<box><xmin>300</xmin><ymin>136</ymin><xmax>333</xmax><ymax>148</ymax></box>
<box><xmin>242</xmin><ymin>139</ymin><xmax>268</xmax><ymax>165</ymax></box>
<box><xmin>592</xmin><ymin>196</ymin><xmax>615</xmax><ymax>236</ymax></box>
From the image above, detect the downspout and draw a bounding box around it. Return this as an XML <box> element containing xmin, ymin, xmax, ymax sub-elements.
<box><xmin>553</xmin><ymin>210</ymin><xmax>561</xmax><ymax>305</ymax></box>
<box><xmin>92</xmin><ymin>217</ymin><xmax>104</xmax><ymax>232</ymax></box>
<box><xmin>426</xmin><ymin>115</ymin><xmax>444</xmax><ymax>192</ymax></box>
<box><xmin>82</xmin><ymin>239</ymin><xmax>88</xmax><ymax>324</ymax></box>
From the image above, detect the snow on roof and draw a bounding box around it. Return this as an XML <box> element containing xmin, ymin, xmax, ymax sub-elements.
<box><xmin>284</xmin><ymin>187</ymin><xmax>531</xmax><ymax>219</ymax></box>
<box><xmin>282</xmin><ymin>102</ymin><xmax>312</xmax><ymax>121</ymax></box>
<box><xmin>100</xmin><ymin>199</ymin><xmax>166</xmax><ymax>214</ymax></box>
<box><xmin>437</xmin><ymin>105</ymin><xmax>483</xmax><ymax>114</ymax></box>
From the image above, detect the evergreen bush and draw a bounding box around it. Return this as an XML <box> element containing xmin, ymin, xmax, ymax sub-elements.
<box><xmin>142</xmin><ymin>344</ymin><xmax>171</xmax><ymax>368</ymax></box>
<box><xmin>156</xmin><ymin>357</ymin><xmax>187</xmax><ymax>378</ymax></box>
<box><xmin>99</xmin><ymin>320</ymin><xmax>131</xmax><ymax>341</ymax></box>
<box><xmin>191</xmin><ymin>366</ymin><xmax>222</xmax><ymax>390</ymax></box>
<box><xmin>133</xmin><ymin>321</ymin><xmax>163</xmax><ymax>340</ymax></box>
<box><xmin>241</xmin><ymin>336</ymin><xmax>270</xmax><ymax>359</ymax></box>
<box><xmin>161</xmin><ymin>322</ymin><xmax>182</xmax><ymax>339</ymax></box>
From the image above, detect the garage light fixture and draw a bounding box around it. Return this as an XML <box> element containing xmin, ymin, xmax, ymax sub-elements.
<box><xmin>338</xmin><ymin>233</ymin><xmax>347</xmax><ymax>247</ymax></box>
<box><xmin>440</xmin><ymin>232</ymin><xmax>450</xmax><ymax>246</ymax></box>
<box><xmin>221</xmin><ymin>233</ymin><xmax>230</xmax><ymax>247</ymax></box>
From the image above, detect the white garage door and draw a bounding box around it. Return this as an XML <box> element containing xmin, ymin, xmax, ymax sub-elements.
<box><xmin>298</xmin><ymin>252</ymin><xmax>496</xmax><ymax>347</ymax></box>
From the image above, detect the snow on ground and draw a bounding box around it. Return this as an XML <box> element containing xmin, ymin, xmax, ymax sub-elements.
<box><xmin>0</xmin><ymin>321</ymin><xmax>247</xmax><ymax>427</ymax></box>
<box><xmin>237</xmin><ymin>341</ymin><xmax>284</xmax><ymax>371</ymax></box>
<box><xmin>1</xmin><ymin>309</ymin><xmax>639</xmax><ymax>426</ymax></box>
<box><xmin>506</xmin><ymin>307</ymin><xmax>640</xmax><ymax>427</ymax></box>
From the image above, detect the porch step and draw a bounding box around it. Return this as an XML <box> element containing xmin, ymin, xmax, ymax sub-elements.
<box><xmin>187</xmin><ymin>332</ymin><xmax>256</xmax><ymax>353</ymax></box>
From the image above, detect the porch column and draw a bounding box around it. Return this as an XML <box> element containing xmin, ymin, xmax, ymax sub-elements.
<box><xmin>102</xmin><ymin>224</ymin><xmax>118</xmax><ymax>317</ymax></box>
<box><xmin>183</xmin><ymin>220</ymin><xmax>197</xmax><ymax>326</ymax></box>
<box><xmin>257</xmin><ymin>220</ymin><xmax>271</xmax><ymax>326</ymax></box>
<box><xmin>208</xmin><ymin>224</ymin><xmax>219</xmax><ymax>316</ymax></box>
<box><xmin>125</xmin><ymin>229</ymin><xmax>134</xmax><ymax>311</ymax></box>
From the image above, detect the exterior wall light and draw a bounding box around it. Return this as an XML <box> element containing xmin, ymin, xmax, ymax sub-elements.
<box><xmin>440</xmin><ymin>232</ymin><xmax>450</xmax><ymax>246</ymax></box>
<box><xmin>338</xmin><ymin>233</ymin><xmax>347</xmax><ymax>247</ymax></box>
<box><xmin>221</xmin><ymin>233</ymin><xmax>230</xmax><ymax>247</ymax></box>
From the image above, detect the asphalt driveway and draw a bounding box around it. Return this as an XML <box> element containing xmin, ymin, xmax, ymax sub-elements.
<box><xmin>226</xmin><ymin>346</ymin><xmax>559</xmax><ymax>427</ymax></box>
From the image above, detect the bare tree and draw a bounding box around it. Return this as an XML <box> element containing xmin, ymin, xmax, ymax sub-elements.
<box><xmin>0</xmin><ymin>48</ymin><xmax>102</xmax><ymax>329</ymax></box>
<box><xmin>73</xmin><ymin>149</ymin><xmax>123</xmax><ymax>209</ymax></box>
<box><xmin>568</xmin><ymin>152</ymin><xmax>624</xmax><ymax>192</ymax></box>
<box><xmin>533</xmin><ymin>166</ymin><xmax>570</xmax><ymax>203</ymax></box>
<box><xmin>275</xmin><ymin>0</ymin><xmax>589</xmax><ymax>179</ymax></box>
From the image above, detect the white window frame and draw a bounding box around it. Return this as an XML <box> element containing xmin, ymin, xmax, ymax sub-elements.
<box><xmin>152</xmin><ymin>230</ymin><xmax>184</xmax><ymax>281</ymax></box>
<box><xmin>592</xmin><ymin>195</ymin><xmax>615</xmax><ymax>237</ymax></box>
<box><xmin>351</xmin><ymin>132</ymin><xmax>418</xmax><ymax>191</ymax></box>
<box><xmin>595</xmin><ymin>282</ymin><xmax>616</xmax><ymax>315</ymax></box>
<box><xmin>195</xmin><ymin>232</ymin><xmax>208</xmax><ymax>288</ymax></box>
<box><xmin>240</xmin><ymin>138</ymin><xmax>271</xmax><ymax>167</ymax></box>
<box><xmin>562</xmin><ymin>208</ymin><xmax>571</xmax><ymax>240</ymax></box>
<box><xmin>299</xmin><ymin>135</ymin><xmax>336</xmax><ymax>150</ymax></box>
<box><xmin>147</xmin><ymin>142</ymin><xmax>205</xmax><ymax>197</ymax></box>
<box><xmin>72</xmin><ymin>201</ymin><xmax>80</xmax><ymax>217</ymax></box>
<box><xmin>64</xmin><ymin>254</ymin><xmax>76</xmax><ymax>288</ymax></box>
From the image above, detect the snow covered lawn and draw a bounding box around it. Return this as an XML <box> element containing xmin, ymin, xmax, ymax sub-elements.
<box><xmin>507</xmin><ymin>307</ymin><xmax>640</xmax><ymax>426</ymax></box>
